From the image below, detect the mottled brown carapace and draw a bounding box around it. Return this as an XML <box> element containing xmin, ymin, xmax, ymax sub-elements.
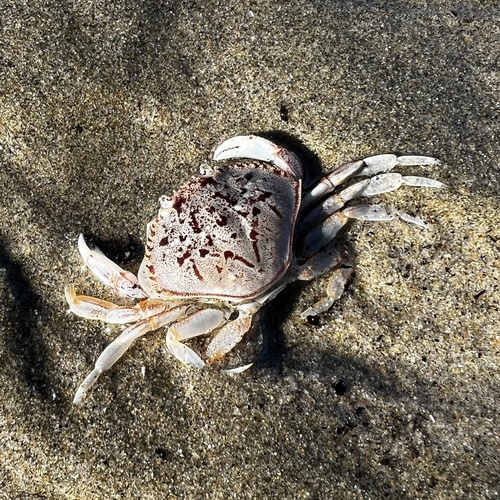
<box><xmin>139</xmin><ymin>161</ymin><xmax>301</xmax><ymax>300</ymax></box>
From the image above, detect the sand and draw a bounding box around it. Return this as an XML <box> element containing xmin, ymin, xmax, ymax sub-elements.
<box><xmin>0</xmin><ymin>1</ymin><xmax>498</xmax><ymax>498</ymax></box>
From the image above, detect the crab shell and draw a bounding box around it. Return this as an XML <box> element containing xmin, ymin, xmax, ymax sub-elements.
<box><xmin>139</xmin><ymin>160</ymin><xmax>303</xmax><ymax>301</ymax></box>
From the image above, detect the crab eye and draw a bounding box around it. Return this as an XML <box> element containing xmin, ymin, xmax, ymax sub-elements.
<box><xmin>159</xmin><ymin>195</ymin><xmax>173</xmax><ymax>209</ymax></box>
<box><xmin>199</xmin><ymin>163</ymin><xmax>214</xmax><ymax>177</ymax></box>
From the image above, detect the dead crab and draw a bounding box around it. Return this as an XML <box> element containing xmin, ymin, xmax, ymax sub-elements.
<box><xmin>66</xmin><ymin>135</ymin><xmax>444</xmax><ymax>404</ymax></box>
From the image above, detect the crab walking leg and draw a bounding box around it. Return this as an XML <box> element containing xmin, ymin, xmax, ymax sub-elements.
<box><xmin>301</xmin><ymin>154</ymin><xmax>440</xmax><ymax>210</ymax></box>
<box><xmin>73</xmin><ymin>305</ymin><xmax>190</xmax><ymax>404</ymax></box>
<box><xmin>166</xmin><ymin>309</ymin><xmax>228</xmax><ymax>368</ymax></box>
<box><xmin>304</xmin><ymin>204</ymin><xmax>429</xmax><ymax>255</ymax></box>
<box><xmin>299</xmin><ymin>267</ymin><xmax>353</xmax><ymax>319</ymax></box>
<box><xmin>297</xmin><ymin>241</ymin><xmax>353</xmax><ymax>318</ymax></box>
<box><xmin>205</xmin><ymin>312</ymin><xmax>253</xmax><ymax>362</ymax></box>
<box><xmin>297</xmin><ymin>241</ymin><xmax>351</xmax><ymax>282</ymax></box>
<box><xmin>213</xmin><ymin>135</ymin><xmax>303</xmax><ymax>179</ymax></box>
<box><xmin>302</xmin><ymin>173</ymin><xmax>446</xmax><ymax>226</ymax></box>
<box><xmin>78</xmin><ymin>234</ymin><xmax>147</xmax><ymax>299</ymax></box>
<box><xmin>301</xmin><ymin>160</ymin><xmax>365</xmax><ymax>210</ymax></box>
<box><xmin>65</xmin><ymin>284</ymin><xmax>168</xmax><ymax>324</ymax></box>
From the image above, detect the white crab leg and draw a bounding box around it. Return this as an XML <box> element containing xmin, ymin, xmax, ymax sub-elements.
<box><xmin>300</xmin><ymin>266</ymin><xmax>353</xmax><ymax>319</ymax></box>
<box><xmin>205</xmin><ymin>313</ymin><xmax>253</xmax><ymax>362</ymax></box>
<box><xmin>343</xmin><ymin>204</ymin><xmax>428</xmax><ymax>227</ymax></box>
<box><xmin>73</xmin><ymin>305</ymin><xmax>189</xmax><ymax>404</ymax></box>
<box><xmin>303</xmin><ymin>204</ymin><xmax>428</xmax><ymax>255</ymax></box>
<box><xmin>302</xmin><ymin>173</ymin><xmax>446</xmax><ymax>225</ymax></box>
<box><xmin>213</xmin><ymin>135</ymin><xmax>303</xmax><ymax>179</ymax></box>
<box><xmin>78</xmin><ymin>234</ymin><xmax>147</xmax><ymax>299</ymax></box>
<box><xmin>356</xmin><ymin>154</ymin><xmax>439</xmax><ymax>175</ymax></box>
<box><xmin>390</xmin><ymin>156</ymin><xmax>441</xmax><ymax>168</ymax></box>
<box><xmin>301</xmin><ymin>160</ymin><xmax>365</xmax><ymax>209</ymax></box>
<box><xmin>297</xmin><ymin>240</ymin><xmax>350</xmax><ymax>282</ymax></box>
<box><xmin>297</xmin><ymin>241</ymin><xmax>353</xmax><ymax>318</ymax></box>
<box><xmin>65</xmin><ymin>284</ymin><xmax>168</xmax><ymax>324</ymax></box>
<box><xmin>302</xmin><ymin>154</ymin><xmax>440</xmax><ymax>209</ymax></box>
<box><xmin>166</xmin><ymin>308</ymin><xmax>227</xmax><ymax>368</ymax></box>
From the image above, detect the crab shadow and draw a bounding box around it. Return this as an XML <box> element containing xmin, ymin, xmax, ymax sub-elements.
<box><xmin>258</xmin><ymin>130</ymin><xmax>325</xmax><ymax>187</ymax></box>
<box><xmin>253</xmin><ymin>236</ymin><xmax>353</xmax><ymax>373</ymax></box>
<box><xmin>83</xmin><ymin>234</ymin><xmax>146</xmax><ymax>267</ymax></box>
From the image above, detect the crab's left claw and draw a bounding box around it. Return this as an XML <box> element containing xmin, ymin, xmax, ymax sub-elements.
<box><xmin>166</xmin><ymin>331</ymin><xmax>206</xmax><ymax>368</ymax></box>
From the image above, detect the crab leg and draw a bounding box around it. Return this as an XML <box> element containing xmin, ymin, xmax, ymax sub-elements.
<box><xmin>296</xmin><ymin>241</ymin><xmax>353</xmax><ymax>318</ymax></box>
<box><xmin>299</xmin><ymin>266</ymin><xmax>353</xmax><ymax>319</ymax></box>
<box><xmin>297</xmin><ymin>240</ymin><xmax>351</xmax><ymax>282</ymax></box>
<box><xmin>166</xmin><ymin>309</ymin><xmax>228</xmax><ymax>368</ymax></box>
<box><xmin>302</xmin><ymin>154</ymin><xmax>440</xmax><ymax>210</ymax></box>
<box><xmin>302</xmin><ymin>173</ymin><xmax>446</xmax><ymax>226</ymax></box>
<box><xmin>303</xmin><ymin>203</ymin><xmax>429</xmax><ymax>255</ymax></box>
<box><xmin>73</xmin><ymin>305</ymin><xmax>190</xmax><ymax>404</ymax></box>
<box><xmin>65</xmin><ymin>284</ymin><xmax>169</xmax><ymax>324</ymax></box>
<box><xmin>205</xmin><ymin>312</ymin><xmax>253</xmax><ymax>362</ymax></box>
<box><xmin>213</xmin><ymin>135</ymin><xmax>303</xmax><ymax>179</ymax></box>
<box><xmin>77</xmin><ymin>234</ymin><xmax>147</xmax><ymax>299</ymax></box>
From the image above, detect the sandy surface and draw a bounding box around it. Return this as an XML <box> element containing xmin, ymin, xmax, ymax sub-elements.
<box><xmin>0</xmin><ymin>1</ymin><xmax>498</xmax><ymax>498</ymax></box>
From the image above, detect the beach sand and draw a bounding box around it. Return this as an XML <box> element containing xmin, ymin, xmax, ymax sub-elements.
<box><xmin>0</xmin><ymin>1</ymin><xmax>498</xmax><ymax>498</ymax></box>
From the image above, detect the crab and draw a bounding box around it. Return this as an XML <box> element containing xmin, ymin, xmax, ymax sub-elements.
<box><xmin>66</xmin><ymin>135</ymin><xmax>445</xmax><ymax>404</ymax></box>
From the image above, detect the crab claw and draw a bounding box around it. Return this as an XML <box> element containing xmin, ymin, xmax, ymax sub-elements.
<box><xmin>205</xmin><ymin>313</ymin><xmax>252</xmax><ymax>362</ymax></box>
<box><xmin>213</xmin><ymin>135</ymin><xmax>303</xmax><ymax>179</ymax></box>
<box><xmin>78</xmin><ymin>234</ymin><xmax>147</xmax><ymax>299</ymax></box>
